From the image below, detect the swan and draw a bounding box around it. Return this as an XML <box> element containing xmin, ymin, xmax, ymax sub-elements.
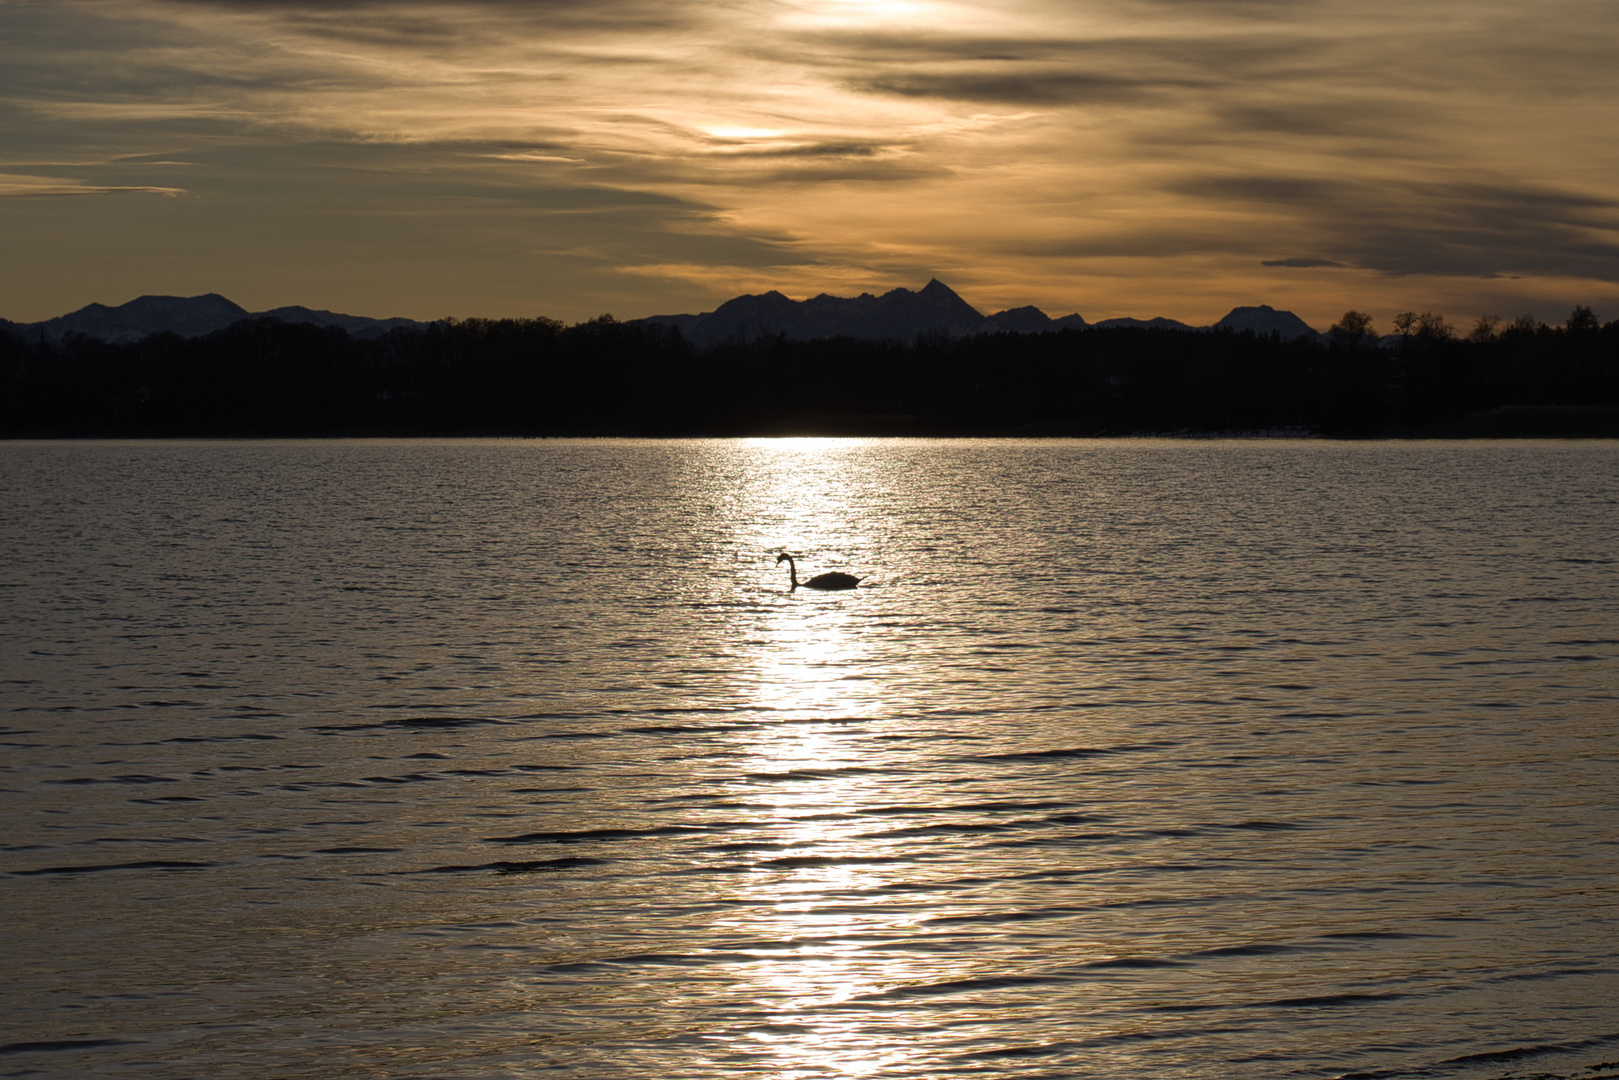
<box><xmin>777</xmin><ymin>553</ymin><xmax>861</xmax><ymax>591</ymax></box>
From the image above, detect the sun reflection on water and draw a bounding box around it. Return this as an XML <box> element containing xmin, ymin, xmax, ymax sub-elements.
<box><xmin>742</xmin><ymin>437</ymin><xmax>874</xmax><ymax>598</ymax></box>
<box><xmin>707</xmin><ymin>439</ymin><xmax>971</xmax><ymax>1075</ymax></box>
<box><xmin>716</xmin><ymin>737</ymin><xmax>930</xmax><ymax>1076</ymax></box>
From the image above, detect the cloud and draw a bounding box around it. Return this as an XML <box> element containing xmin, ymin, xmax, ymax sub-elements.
<box><xmin>1181</xmin><ymin>172</ymin><xmax>1619</xmax><ymax>282</ymax></box>
<box><xmin>1262</xmin><ymin>258</ymin><xmax>1346</xmax><ymax>268</ymax></box>
<box><xmin>0</xmin><ymin>172</ymin><xmax>185</xmax><ymax>198</ymax></box>
<box><xmin>851</xmin><ymin>69</ymin><xmax>1172</xmax><ymax>106</ymax></box>
<box><xmin>1</xmin><ymin>0</ymin><xmax>1617</xmax><ymax>324</ymax></box>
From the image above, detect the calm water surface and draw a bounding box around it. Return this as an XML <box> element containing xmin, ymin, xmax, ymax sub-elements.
<box><xmin>2</xmin><ymin>439</ymin><xmax>1616</xmax><ymax>1080</ymax></box>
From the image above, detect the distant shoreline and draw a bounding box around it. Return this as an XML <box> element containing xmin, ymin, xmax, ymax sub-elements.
<box><xmin>7</xmin><ymin>421</ymin><xmax>1618</xmax><ymax>442</ymax></box>
<box><xmin>7</xmin><ymin>316</ymin><xmax>1615</xmax><ymax>440</ymax></box>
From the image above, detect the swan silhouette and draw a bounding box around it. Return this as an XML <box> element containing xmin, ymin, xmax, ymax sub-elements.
<box><xmin>777</xmin><ymin>553</ymin><xmax>861</xmax><ymax>591</ymax></box>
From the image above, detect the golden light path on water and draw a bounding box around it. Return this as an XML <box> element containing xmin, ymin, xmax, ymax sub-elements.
<box><xmin>715</xmin><ymin>438</ymin><xmax>967</xmax><ymax>1076</ymax></box>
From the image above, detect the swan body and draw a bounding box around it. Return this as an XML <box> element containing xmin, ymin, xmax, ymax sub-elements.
<box><xmin>777</xmin><ymin>553</ymin><xmax>861</xmax><ymax>591</ymax></box>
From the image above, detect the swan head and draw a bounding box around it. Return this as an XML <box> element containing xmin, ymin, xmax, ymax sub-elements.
<box><xmin>775</xmin><ymin>552</ymin><xmax>792</xmax><ymax>565</ymax></box>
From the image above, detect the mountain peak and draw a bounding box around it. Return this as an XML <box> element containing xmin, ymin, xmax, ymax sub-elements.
<box><xmin>636</xmin><ymin>279</ymin><xmax>984</xmax><ymax>347</ymax></box>
<box><xmin>1214</xmin><ymin>305</ymin><xmax>1320</xmax><ymax>340</ymax></box>
<box><xmin>116</xmin><ymin>293</ymin><xmax>248</xmax><ymax>315</ymax></box>
<box><xmin>6</xmin><ymin>293</ymin><xmax>420</xmax><ymax>344</ymax></box>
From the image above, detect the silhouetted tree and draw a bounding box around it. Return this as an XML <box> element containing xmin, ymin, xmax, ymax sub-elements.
<box><xmin>1469</xmin><ymin>315</ymin><xmax>1502</xmax><ymax>344</ymax></box>
<box><xmin>4</xmin><ymin>301</ymin><xmax>1616</xmax><ymax>437</ymax></box>
<box><xmin>1415</xmin><ymin>312</ymin><xmax>1455</xmax><ymax>340</ymax></box>
<box><xmin>1567</xmin><ymin>306</ymin><xmax>1600</xmax><ymax>334</ymax></box>
<box><xmin>1329</xmin><ymin>310</ymin><xmax>1376</xmax><ymax>346</ymax></box>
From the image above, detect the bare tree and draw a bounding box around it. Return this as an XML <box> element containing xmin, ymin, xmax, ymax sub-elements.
<box><xmin>1469</xmin><ymin>315</ymin><xmax>1502</xmax><ymax>344</ymax></box>
<box><xmin>1415</xmin><ymin>312</ymin><xmax>1454</xmax><ymax>340</ymax></box>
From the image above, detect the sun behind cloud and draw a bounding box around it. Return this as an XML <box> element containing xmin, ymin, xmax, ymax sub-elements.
<box><xmin>0</xmin><ymin>0</ymin><xmax>1615</xmax><ymax>325</ymax></box>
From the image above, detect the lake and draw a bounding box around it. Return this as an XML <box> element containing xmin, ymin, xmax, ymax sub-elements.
<box><xmin>2</xmin><ymin>438</ymin><xmax>1616</xmax><ymax>1079</ymax></box>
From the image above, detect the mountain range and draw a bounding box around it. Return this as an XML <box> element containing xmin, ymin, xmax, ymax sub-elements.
<box><xmin>2</xmin><ymin>281</ymin><xmax>1324</xmax><ymax>346</ymax></box>
<box><xmin>636</xmin><ymin>279</ymin><xmax>1321</xmax><ymax>345</ymax></box>
<box><xmin>0</xmin><ymin>293</ymin><xmax>425</xmax><ymax>345</ymax></box>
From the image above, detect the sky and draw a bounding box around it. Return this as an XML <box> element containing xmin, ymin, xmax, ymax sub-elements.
<box><xmin>3</xmin><ymin>0</ymin><xmax>1618</xmax><ymax>330</ymax></box>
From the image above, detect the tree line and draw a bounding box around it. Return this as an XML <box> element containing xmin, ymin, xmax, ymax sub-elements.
<box><xmin>2</xmin><ymin>307</ymin><xmax>1616</xmax><ymax>437</ymax></box>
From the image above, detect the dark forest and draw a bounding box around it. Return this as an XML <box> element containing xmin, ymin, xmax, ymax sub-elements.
<box><xmin>4</xmin><ymin>310</ymin><xmax>1617</xmax><ymax>438</ymax></box>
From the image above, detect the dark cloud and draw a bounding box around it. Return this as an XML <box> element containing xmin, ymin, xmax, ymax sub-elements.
<box><xmin>1216</xmin><ymin>101</ymin><xmax>1417</xmax><ymax>140</ymax></box>
<box><xmin>1262</xmin><ymin>258</ymin><xmax>1346</xmax><ymax>268</ymax></box>
<box><xmin>161</xmin><ymin>0</ymin><xmax>701</xmax><ymax>39</ymax></box>
<box><xmin>792</xmin><ymin>31</ymin><xmax>1105</xmax><ymax>63</ymax></box>
<box><xmin>1182</xmin><ymin>173</ymin><xmax>1619</xmax><ymax>281</ymax></box>
<box><xmin>1112</xmin><ymin>0</ymin><xmax>1326</xmax><ymax>13</ymax></box>
<box><xmin>163</xmin><ymin>0</ymin><xmax>637</xmax><ymax>6</ymax></box>
<box><xmin>809</xmin><ymin>30</ymin><xmax>1306</xmax><ymax>108</ymax></box>
<box><xmin>701</xmin><ymin>139</ymin><xmax>889</xmax><ymax>159</ymax></box>
<box><xmin>159</xmin><ymin>0</ymin><xmax>679</xmax><ymax>14</ymax></box>
<box><xmin>852</xmin><ymin>69</ymin><xmax>1172</xmax><ymax>105</ymax></box>
<box><xmin>728</xmin><ymin>161</ymin><xmax>947</xmax><ymax>185</ymax></box>
<box><xmin>598</xmin><ymin>138</ymin><xmax>945</xmax><ymax>187</ymax></box>
<box><xmin>271</xmin><ymin>13</ymin><xmax>468</xmax><ymax>47</ymax></box>
<box><xmin>1175</xmin><ymin>175</ymin><xmax>1351</xmax><ymax>203</ymax></box>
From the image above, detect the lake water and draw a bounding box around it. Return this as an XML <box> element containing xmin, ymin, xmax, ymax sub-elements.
<box><xmin>2</xmin><ymin>438</ymin><xmax>1617</xmax><ymax>1080</ymax></box>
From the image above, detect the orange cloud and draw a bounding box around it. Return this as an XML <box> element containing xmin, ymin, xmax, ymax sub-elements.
<box><xmin>1</xmin><ymin>0</ymin><xmax>1616</xmax><ymax>325</ymax></box>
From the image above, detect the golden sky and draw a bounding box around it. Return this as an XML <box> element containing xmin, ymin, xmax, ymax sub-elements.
<box><xmin>2</xmin><ymin>0</ymin><xmax>1617</xmax><ymax>328</ymax></box>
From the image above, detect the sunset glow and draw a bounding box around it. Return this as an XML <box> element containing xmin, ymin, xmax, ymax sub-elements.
<box><xmin>2</xmin><ymin>0</ymin><xmax>1616</xmax><ymax>327</ymax></box>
